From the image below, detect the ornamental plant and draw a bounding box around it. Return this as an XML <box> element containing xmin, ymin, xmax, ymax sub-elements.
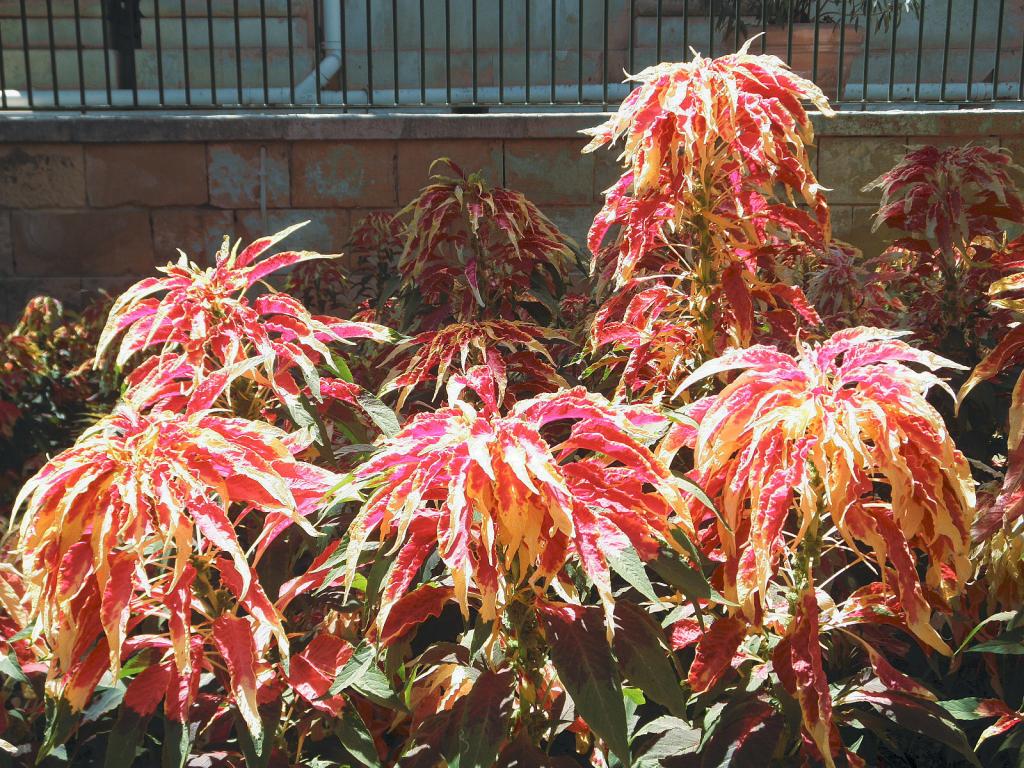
<box><xmin>5</xmin><ymin>43</ymin><xmax>1024</xmax><ymax>768</ymax></box>
<box><xmin>864</xmin><ymin>144</ymin><xmax>1024</xmax><ymax>357</ymax></box>
<box><xmin>382</xmin><ymin>160</ymin><xmax>581</xmax><ymax>412</ymax></box>
<box><xmin>96</xmin><ymin>222</ymin><xmax>392</xmax><ymax>420</ymax></box>
<box><xmin>584</xmin><ymin>39</ymin><xmax>831</xmax><ymax>401</ymax></box>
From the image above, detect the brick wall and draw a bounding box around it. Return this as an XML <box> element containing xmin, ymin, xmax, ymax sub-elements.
<box><xmin>0</xmin><ymin>110</ymin><xmax>1021</xmax><ymax>320</ymax></box>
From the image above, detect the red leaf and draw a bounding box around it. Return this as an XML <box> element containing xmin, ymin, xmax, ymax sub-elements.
<box><xmin>687</xmin><ymin>615</ymin><xmax>745</xmax><ymax>694</ymax></box>
<box><xmin>124</xmin><ymin>663</ymin><xmax>172</xmax><ymax>716</ymax></box>
<box><xmin>379</xmin><ymin>584</ymin><xmax>454</xmax><ymax>646</ymax></box>
<box><xmin>212</xmin><ymin>614</ymin><xmax>263</xmax><ymax>743</ymax></box>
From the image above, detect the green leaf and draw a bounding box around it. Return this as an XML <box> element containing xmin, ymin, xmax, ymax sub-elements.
<box><xmin>442</xmin><ymin>669</ymin><xmax>516</xmax><ymax>768</ymax></box>
<box><xmin>633</xmin><ymin>716</ymin><xmax>701</xmax><ymax>767</ymax></box>
<box><xmin>103</xmin><ymin>710</ymin><xmax>149</xmax><ymax>768</ymax></box>
<box><xmin>335</xmin><ymin>706</ymin><xmax>379</xmax><ymax>768</ymax></box>
<box><xmin>329</xmin><ymin>354</ymin><xmax>354</xmax><ymax>383</ymax></box>
<box><xmin>956</xmin><ymin>611</ymin><xmax>1019</xmax><ymax>654</ymax></box>
<box><xmin>649</xmin><ymin>548</ymin><xmax>710</xmax><ymax>601</ymax></box>
<box><xmin>966</xmin><ymin>635</ymin><xmax>1024</xmax><ymax>655</ymax></box>
<box><xmin>538</xmin><ymin>602</ymin><xmax>631</xmax><ymax>767</ymax></box>
<box><xmin>81</xmin><ymin>685</ymin><xmax>125</xmax><ymax>723</ymax></box>
<box><xmin>606</xmin><ymin>543</ymin><xmax>661</xmax><ymax>604</ymax></box>
<box><xmin>329</xmin><ymin>643</ymin><xmax>375</xmax><ymax>696</ymax></box>
<box><xmin>329</xmin><ymin>643</ymin><xmax>405</xmax><ymax>710</ymax></box>
<box><xmin>612</xmin><ymin>601</ymin><xmax>687</xmax><ymax>718</ymax></box>
<box><xmin>356</xmin><ymin>391</ymin><xmax>401</xmax><ymax>438</ymax></box>
<box><xmin>235</xmin><ymin>704</ymin><xmax>278</xmax><ymax>768</ymax></box>
<box><xmin>940</xmin><ymin>698</ymin><xmax>991</xmax><ymax>721</ymax></box>
<box><xmin>161</xmin><ymin>719</ymin><xmax>190</xmax><ymax>768</ymax></box>
<box><xmin>0</xmin><ymin>652</ymin><xmax>27</xmax><ymax>684</ymax></box>
<box><xmin>670</xmin><ymin>471</ymin><xmax>725</xmax><ymax>531</ymax></box>
<box><xmin>37</xmin><ymin>698</ymin><xmax>73</xmax><ymax>765</ymax></box>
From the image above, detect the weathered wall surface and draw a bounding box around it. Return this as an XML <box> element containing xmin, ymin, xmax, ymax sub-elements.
<box><xmin>0</xmin><ymin>110</ymin><xmax>1021</xmax><ymax>320</ymax></box>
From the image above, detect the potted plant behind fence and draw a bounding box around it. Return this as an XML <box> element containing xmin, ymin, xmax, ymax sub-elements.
<box><xmin>717</xmin><ymin>0</ymin><xmax>919</xmax><ymax>100</ymax></box>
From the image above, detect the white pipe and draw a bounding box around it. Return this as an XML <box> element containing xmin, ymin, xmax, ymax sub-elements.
<box><xmin>296</xmin><ymin>0</ymin><xmax>342</xmax><ymax>96</ymax></box>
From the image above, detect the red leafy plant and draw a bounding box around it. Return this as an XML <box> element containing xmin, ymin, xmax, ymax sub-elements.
<box><xmin>96</xmin><ymin>221</ymin><xmax>392</xmax><ymax>418</ymax></box>
<box><xmin>383</xmin><ymin>160</ymin><xmax>580</xmax><ymax>410</ymax></box>
<box><xmin>864</xmin><ymin>144</ymin><xmax>1024</xmax><ymax>355</ymax></box>
<box><xmin>329</xmin><ymin>376</ymin><xmax>699</xmax><ymax>762</ymax></box>
<box><xmin>284</xmin><ymin>211</ymin><xmax>404</xmax><ymax>321</ymax></box>
<box><xmin>11</xmin><ymin>377</ymin><xmax>339</xmax><ymax>756</ymax></box>
<box><xmin>584</xmin><ymin>38</ymin><xmax>831</xmax><ymax>401</ymax></box>
<box><xmin>663</xmin><ymin>327</ymin><xmax>975</xmax><ymax>764</ymax></box>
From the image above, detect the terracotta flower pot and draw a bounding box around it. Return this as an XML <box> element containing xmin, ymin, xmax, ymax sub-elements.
<box><xmin>758</xmin><ymin>23</ymin><xmax>865</xmax><ymax>99</ymax></box>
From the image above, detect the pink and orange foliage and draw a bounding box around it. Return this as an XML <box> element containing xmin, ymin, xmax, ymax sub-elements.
<box><xmin>336</xmin><ymin>376</ymin><xmax>695</xmax><ymax>761</ymax></box>
<box><xmin>383</xmin><ymin>161</ymin><xmax>580</xmax><ymax>409</ymax></box>
<box><xmin>663</xmin><ymin>327</ymin><xmax>976</xmax><ymax>765</ymax></box>
<box><xmin>11</xmin><ymin>386</ymin><xmax>338</xmax><ymax>748</ymax></box>
<box><xmin>865</xmin><ymin>144</ymin><xmax>1024</xmax><ymax>354</ymax></box>
<box><xmin>7</xmin><ymin>44</ymin><xmax>1024</xmax><ymax>768</ymax></box>
<box><xmin>584</xmin><ymin>40</ymin><xmax>831</xmax><ymax>401</ymax></box>
<box><xmin>96</xmin><ymin>222</ymin><xmax>392</xmax><ymax>420</ymax></box>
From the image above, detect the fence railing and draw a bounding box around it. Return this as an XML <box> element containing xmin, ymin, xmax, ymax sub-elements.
<box><xmin>0</xmin><ymin>1</ymin><xmax>1021</xmax><ymax>112</ymax></box>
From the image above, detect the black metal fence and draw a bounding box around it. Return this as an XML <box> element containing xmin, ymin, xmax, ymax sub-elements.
<box><xmin>0</xmin><ymin>0</ymin><xmax>1020</xmax><ymax>112</ymax></box>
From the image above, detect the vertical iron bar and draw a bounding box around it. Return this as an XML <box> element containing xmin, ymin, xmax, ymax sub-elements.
<box><xmin>966</xmin><ymin>0</ymin><xmax>979</xmax><ymax>102</ymax></box>
<box><xmin>0</xmin><ymin>11</ymin><xmax>7</xmax><ymax>109</ymax></box>
<box><xmin>550</xmin><ymin>0</ymin><xmax>555</xmax><ymax>103</ymax></box>
<box><xmin>181</xmin><ymin>0</ymin><xmax>191</xmax><ymax>106</ymax></box>
<box><xmin>786</xmin><ymin>0</ymin><xmax>794</xmax><ymax>65</ymax></box>
<box><xmin>98</xmin><ymin>0</ymin><xmax>112</xmax><ymax>104</ymax></box>
<box><xmin>914</xmin><ymin>0</ymin><xmax>925</xmax><ymax>101</ymax></box>
<box><xmin>233</xmin><ymin>0</ymin><xmax>243</xmax><ymax>103</ymax></box>
<box><xmin>154</xmin><ymin>0</ymin><xmax>164</xmax><ymax>105</ymax></box>
<box><xmin>683</xmin><ymin>0</ymin><xmax>688</xmax><ymax>57</ymax></box>
<box><xmin>45</xmin><ymin>0</ymin><xmax>60</xmax><ymax>106</ymax></box>
<box><xmin>312</xmin><ymin>0</ymin><xmax>322</xmax><ymax>105</ymax></box>
<box><xmin>208</xmin><ymin>0</ymin><xmax>218</xmax><ymax>105</ymax></box>
<box><xmin>812</xmin><ymin>0</ymin><xmax>820</xmax><ymax>83</ymax></box>
<box><xmin>628</xmin><ymin>0</ymin><xmax>634</xmax><ymax>78</ymax></box>
<box><xmin>473</xmin><ymin>0</ymin><xmax>479</xmax><ymax>104</ymax></box>
<box><xmin>420</xmin><ymin>0</ymin><xmax>426</xmax><ymax>105</ymax></box>
<box><xmin>18</xmin><ymin>0</ymin><xmax>31</xmax><ymax>108</ymax></box>
<box><xmin>992</xmin><ymin>0</ymin><xmax>1005</xmax><ymax>101</ymax></box>
<box><xmin>498</xmin><ymin>0</ymin><xmax>504</xmax><ymax>103</ymax></box>
<box><xmin>656</xmin><ymin>0</ymin><xmax>662</xmax><ymax>62</ymax></box>
<box><xmin>862</xmin><ymin>0</ymin><xmax>872</xmax><ymax>105</ymax></box>
<box><xmin>837</xmin><ymin>0</ymin><xmax>846</xmax><ymax>101</ymax></box>
<box><xmin>577</xmin><ymin>0</ymin><xmax>583</xmax><ymax>104</ymax></box>
<box><xmin>1019</xmin><ymin>8</ymin><xmax>1024</xmax><ymax>101</ymax></box>
<box><xmin>444</xmin><ymin>0</ymin><xmax>451</xmax><ymax>105</ymax></box>
<box><xmin>259</xmin><ymin>0</ymin><xmax>269</xmax><ymax>104</ymax></box>
<box><xmin>366</xmin><ymin>0</ymin><xmax>374</xmax><ymax>106</ymax></box>
<box><xmin>286</xmin><ymin>0</ymin><xmax>295</xmax><ymax>104</ymax></box>
<box><xmin>602</xmin><ymin>0</ymin><xmax>608</xmax><ymax>108</ymax></box>
<box><xmin>940</xmin><ymin>0</ymin><xmax>951</xmax><ymax>101</ymax></box>
<box><xmin>888</xmin><ymin>0</ymin><xmax>898</xmax><ymax>101</ymax></box>
<box><xmin>708</xmin><ymin>0</ymin><xmax>716</xmax><ymax>57</ymax></box>
<box><xmin>734</xmin><ymin>0</ymin><xmax>740</xmax><ymax>53</ymax></box>
<box><xmin>761</xmin><ymin>0</ymin><xmax>767</xmax><ymax>53</ymax></box>
<box><xmin>340</xmin><ymin>0</ymin><xmax>348</xmax><ymax>109</ymax></box>
<box><xmin>525</xmin><ymin>0</ymin><xmax>530</xmax><ymax>104</ymax></box>
<box><xmin>708</xmin><ymin>0</ymin><xmax>714</xmax><ymax>57</ymax></box>
<box><xmin>73</xmin><ymin>0</ymin><xmax>85</xmax><ymax>106</ymax></box>
<box><xmin>393</xmin><ymin>0</ymin><xmax>400</xmax><ymax>105</ymax></box>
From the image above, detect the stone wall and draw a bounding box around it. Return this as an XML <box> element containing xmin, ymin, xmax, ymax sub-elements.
<box><xmin>0</xmin><ymin>109</ymin><xmax>1021</xmax><ymax>320</ymax></box>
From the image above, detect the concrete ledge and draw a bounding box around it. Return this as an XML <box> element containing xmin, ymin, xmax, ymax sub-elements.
<box><xmin>0</xmin><ymin>108</ymin><xmax>1022</xmax><ymax>144</ymax></box>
